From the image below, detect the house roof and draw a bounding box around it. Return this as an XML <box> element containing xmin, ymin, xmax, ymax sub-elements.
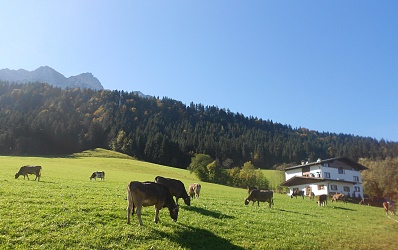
<box><xmin>280</xmin><ymin>176</ymin><xmax>358</xmax><ymax>187</ymax></box>
<box><xmin>285</xmin><ymin>157</ymin><xmax>368</xmax><ymax>171</ymax></box>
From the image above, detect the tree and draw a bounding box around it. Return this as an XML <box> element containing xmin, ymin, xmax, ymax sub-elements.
<box><xmin>188</xmin><ymin>154</ymin><xmax>213</xmax><ymax>181</ymax></box>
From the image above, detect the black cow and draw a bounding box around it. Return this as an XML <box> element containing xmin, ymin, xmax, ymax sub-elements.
<box><xmin>318</xmin><ymin>194</ymin><xmax>328</xmax><ymax>206</ymax></box>
<box><xmin>127</xmin><ymin>181</ymin><xmax>179</xmax><ymax>225</ymax></box>
<box><xmin>154</xmin><ymin>176</ymin><xmax>190</xmax><ymax>206</ymax></box>
<box><xmin>15</xmin><ymin>166</ymin><xmax>42</xmax><ymax>181</ymax></box>
<box><xmin>245</xmin><ymin>189</ymin><xmax>274</xmax><ymax>208</ymax></box>
<box><xmin>291</xmin><ymin>190</ymin><xmax>305</xmax><ymax>199</ymax></box>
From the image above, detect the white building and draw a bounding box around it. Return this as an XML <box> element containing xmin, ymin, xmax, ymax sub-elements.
<box><xmin>280</xmin><ymin>157</ymin><xmax>367</xmax><ymax>199</ymax></box>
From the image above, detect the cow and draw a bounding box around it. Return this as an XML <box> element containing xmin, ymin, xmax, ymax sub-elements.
<box><xmin>127</xmin><ymin>181</ymin><xmax>179</xmax><ymax>226</ymax></box>
<box><xmin>244</xmin><ymin>189</ymin><xmax>274</xmax><ymax>208</ymax></box>
<box><xmin>309</xmin><ymin>192</ymin><xmax>315</xmax><ymax>200</ymax></box>
<box><xmin>90</xmin><ymin>171</ymin><xmax>105</xmax><ymax>181</ymax></box>
<box><xmin>291</xmin><ymin>190</ymin><xmax>305</xmax><ymax>199</ymax></box>
<box><xmin>331</xmin><ymin>193</ymin><xmax>347</xmax><ymax>203</ymax></box>
<box><xmin>15</xmin><ymin>165</ymin><xmax>42</xmax><ymax>181</ymax></box>
<box><xmin>188</xmin><ymin>183</ymin><xmax>201</xmax><ymax>199</ymax></box>
<box><xmin>154</xmin><ymin>176</ymin><xmax>190</xmax><ymax>206</ymax></box>
<box><xmin>318</xmin><ymin>194</ymin><xmax>328</xmax><ymax>206</ymax></box>
<box><xmin>383</xmin><ymin>201</ymin><xmax>396</xmax><ymax>216</ymax></box>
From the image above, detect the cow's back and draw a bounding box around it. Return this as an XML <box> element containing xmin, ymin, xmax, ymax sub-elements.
<box><xmin>155</xmin><ymin>176</ymin><xmax>186</xmax><ymax>198</ymax></box>
<box><xmin>129</xmin><ymin>181</ymin><xmax>171</xmax><ymax>207</ymax></box>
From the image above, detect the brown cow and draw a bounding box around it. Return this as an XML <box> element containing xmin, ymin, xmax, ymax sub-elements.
<box><xmin>331</xmin><ymin>193</ymin><xmax>347</xmax><ymax>203</ymax></box>
<box><xmin>383</xmin><ymin>201</ymin><xmax>396</xmax><ymax>216</ymax></box>
<box><xmin>318</xmin><ymin>194</ymin><xmax>328</xmax><ymax>206</ymax></box>
<box><xmin>15</xmin><ymin>166</ymin><xmax>42</xmax><ymax>181</ymax></box>
<box><xmin>126</xmin><ymin>181</ymin><xmax>179</xmax><ymax>225</ymax></box>
<box><xmin>188</xmin><ymin>183</ymin><xmax>201</xmax><ymax>199</ymax></box>
<box><xmin>245</xmin><ymin>189</ymin><xmax>273</xmax><ymax>208</ymax></box>
<box><xmin>154</xmin><ymin>176</ymin><xmax>190</xmax><ymax>206</ymax></box>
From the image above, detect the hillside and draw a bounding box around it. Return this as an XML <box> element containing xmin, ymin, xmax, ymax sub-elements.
<box><xmin>1</xmin><ymin>153</ymin><xmax>396</xmax><ymax>249</ymax></box>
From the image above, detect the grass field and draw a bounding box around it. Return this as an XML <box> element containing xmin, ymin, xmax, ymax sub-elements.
<box><xmin>0</xmin><ymin>149</ymin><xmax>397</xmax><ymax>249</ymax></box>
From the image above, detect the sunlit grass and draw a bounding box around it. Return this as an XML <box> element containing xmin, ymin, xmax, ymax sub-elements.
<box><xmin>0</xmin><ymin>149</ymin><xmax>397</xmax><ymax>249</ymax></box>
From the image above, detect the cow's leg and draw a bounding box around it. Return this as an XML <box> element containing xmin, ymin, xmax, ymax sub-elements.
<box><xmin>136</xmin><ymin>206</ymin><xmax>143</xmax><ymax>226</ymax></box>
<box><xmin>127</xmin><ymin>206</ymin><xmax>131</xmax><ymax>224</ymax></box>
<box><xmin>257</xmin><ymin>201</ymin><xmax>260</xmax><ymax>206</ymax></box>
<box><xmin>154</xmin><ymin>208</ymin><xmax>160</xmax><ymax>223</ymax></box>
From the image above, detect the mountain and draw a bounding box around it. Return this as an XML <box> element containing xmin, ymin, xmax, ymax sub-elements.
<box><xmin>0</xmin><ymin>66</ymin><xmax>103</xmax><ymax>90</ymax></box>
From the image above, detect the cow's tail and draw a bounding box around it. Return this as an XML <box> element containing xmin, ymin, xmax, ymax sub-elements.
<box><xmin>127</xmin><ymin>183</ymin><xmax>134</xmax><ymax>208</ymax></box>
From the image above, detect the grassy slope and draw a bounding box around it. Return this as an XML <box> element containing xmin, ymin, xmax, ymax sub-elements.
<box><xmin>0</xmin><ymin>149</ymin><xmax>397</xmax><ymax>249</ymax></box>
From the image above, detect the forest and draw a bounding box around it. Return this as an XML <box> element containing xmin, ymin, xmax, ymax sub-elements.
<box><xmin>1</xmin><ymin>81</ymin><xmax>398</xmax><ymax>169</ymax></box>
<box><xmin>1</xmin><ymin>81</ymin><xmax>397</xmax><ymax>197</ymax></box>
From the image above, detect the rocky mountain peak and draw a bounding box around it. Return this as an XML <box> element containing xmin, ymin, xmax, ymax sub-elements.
<box><xmin>0</xmin><ymin>66</ymin><xmax>103</xmax><ymax>90</ymax></box>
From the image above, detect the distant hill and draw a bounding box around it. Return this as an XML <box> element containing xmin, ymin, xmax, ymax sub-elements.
<box><xmin>0</xmin><ymin>66</ymin><xmax>103</xmax><ymax>90</ymax></box>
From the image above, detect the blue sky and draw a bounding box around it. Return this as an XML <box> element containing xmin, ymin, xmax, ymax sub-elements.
<box><xmin>1</xmin><ymin>1</ymin><xmax>397</xmax><ymax>141</ymax></box>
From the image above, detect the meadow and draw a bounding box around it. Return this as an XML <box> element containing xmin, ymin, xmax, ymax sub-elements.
<box><xmin>0</xmin><ymin>149</ymin><xmax>397</xmax><ymax>249</ymax></box>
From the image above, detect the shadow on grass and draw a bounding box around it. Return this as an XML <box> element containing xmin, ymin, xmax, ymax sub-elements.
<box><xmin>329</xmin><ymin>206</ymin><xmax>356</xmax><ymax>211</ymax></box>
<box><xmin>182</xmin><ymin>206</ymin><xmax>234</xmax><ymax>219</ymax></box>
<box><xmin>273</xmin><ymin>208</ymin><xmax>312</xmax><ymax>216</ymax></box>
<box><xmin>154</xmin><ymin>223</ymin><xmax>245</xmax><ymax>250</ymax></box>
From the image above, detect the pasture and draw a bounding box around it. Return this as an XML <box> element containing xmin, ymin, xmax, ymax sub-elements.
<box><xmin>0</xmin><ymin>149</ymin><xmax>397</xmax><ymax>249</ymax></box>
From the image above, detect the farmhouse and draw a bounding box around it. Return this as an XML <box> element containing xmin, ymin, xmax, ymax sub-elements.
<box><xmin>280</xmin><ymin>157</ymin><xmax>367</xmax><ymax>199</ymax></box>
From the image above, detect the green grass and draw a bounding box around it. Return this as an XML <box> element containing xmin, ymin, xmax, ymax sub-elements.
<box><xmin>0</xmin><ymin>149</ymin><xmax>397</xmax><ymax>249</ymax></box>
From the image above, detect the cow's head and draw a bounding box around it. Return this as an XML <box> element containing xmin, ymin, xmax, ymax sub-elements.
<box><xmin>244</xmin><ymin>198</ymin><xmax>250</xmax><ymax>205</ymax></box>
<box><xmin>15</xmin><ymin>173</ymin><xmax>19</xmax><ymax>179</ymax></box>
<box><xmin>184</xmin><ymin>197</ymin><xmax>191</xmax><ymax>206</ymax></box>
<box><xmin>169</xmin><ymin>205</ymin><xmax>179</xmax><ymax>222</ymax></box>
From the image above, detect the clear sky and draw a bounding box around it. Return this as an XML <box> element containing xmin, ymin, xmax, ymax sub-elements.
<box><xmin>1</xmin><ymin>1</ymin><xmax>397</xmax><ymax>141</ymax></box>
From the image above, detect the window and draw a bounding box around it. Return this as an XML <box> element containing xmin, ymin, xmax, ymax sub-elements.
<box><xmin>355</xmin><ymin>186</ymin><xmax>360</xmax><ymax>192</ymax></box>
<box><xmin>338</xmin><ymin>168</ymin><xmax>344</xmax><ymax>174</ymax></box>
<box><xmin>324</xmin><ymin>172</ymin><xmax>330</xmax><ymax>178</ymax></box>
<box><xmin>344</xmin><ymin>186</ymin><xmax>350</xmax><ymax>192</ymax></box>
<box><xmin>318</xmin><ymin>185</ymin><xmax>325</xmax><ymax>190</ymax></box>
<box><xmin>353</xmin><ymin>176</ymin><xmax>359</xmax><ymax>182</ymax></box>
<box><xmin>323</xmin><ymin>163</ymin><xmax>329</xmax><ymax>167</ymax></box>
<box><xmin>331</xmin><ymin>185</ymin><xmax>337</xmax><ymax>190</ymax></box>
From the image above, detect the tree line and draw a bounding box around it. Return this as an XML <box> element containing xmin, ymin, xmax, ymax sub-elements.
<box><xmin>1</xmin><ymin>81</ymin><xmax>398</xmax><ymax>171</ymax></box>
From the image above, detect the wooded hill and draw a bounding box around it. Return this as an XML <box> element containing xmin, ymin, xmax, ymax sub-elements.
<box><xmin>1</xmin><ymin>81</ymin><xmax>397</xmax><ymax>169</ymax></box>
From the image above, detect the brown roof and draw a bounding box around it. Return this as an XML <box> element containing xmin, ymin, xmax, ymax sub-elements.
<box><xmin>280</xmin><ymin>176</ymin><xmax>358</xmax><ymax>187</ymax></box>
<box><xmin>285</xmin><ymin>157</ymin><xmax>367</xmax><ymax>171</ymax></box>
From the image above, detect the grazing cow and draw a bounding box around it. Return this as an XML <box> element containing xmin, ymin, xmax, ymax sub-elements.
<box><xmin>188</xmin><ymin>183</ymin><xmax>202</xmax><ymax>199</ymax></box>
<box><xmin>331</xmin><ymin>193</ymin><xmax>347</xmax><ymax>203</ymax></box>
<box><xmin>15</xmin><ymin>166</ymin><xmax>42</xmax><ymax>181</ymax></box>
<box><xmin>90</xmin><ymin>171</ymin><xmax>105</xmax><ymax>181</ymax></box>
<box><xmin>247</xmin><ymin>186</ymin><xmax>258</xmax><ymax>194</ymax></box>
<box><xmin>383</xmin><ymin>201</ymin><xmax>396</xmax><ymax>216</ymax></box>
<box><xmin>154</xmin><ymin>176</ymin><xmax>190</xmax><ymax>206</ymax></box>
<box><xmin>291</xmin><ymin>190</ymin><xmax>305</xmax><ymax>199</ymax></box>
<box><xmin>318</xmin><ymin>194</ymin><xmax>328</xmax><ymax>206</ymax></box>
<box><xmin>309</xmin><ymin>192</ymin><xmax>315</xmax><ymax>200</ymax></box>
<box><xmin>127</xmin><ymin>181</ymin><xmax>179</xmax><ymax>225</ymax></box>
<box><xmin>244</xmin><ymin>189</ymin><xmax>274</xmax><ymax>208</ymax></box>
